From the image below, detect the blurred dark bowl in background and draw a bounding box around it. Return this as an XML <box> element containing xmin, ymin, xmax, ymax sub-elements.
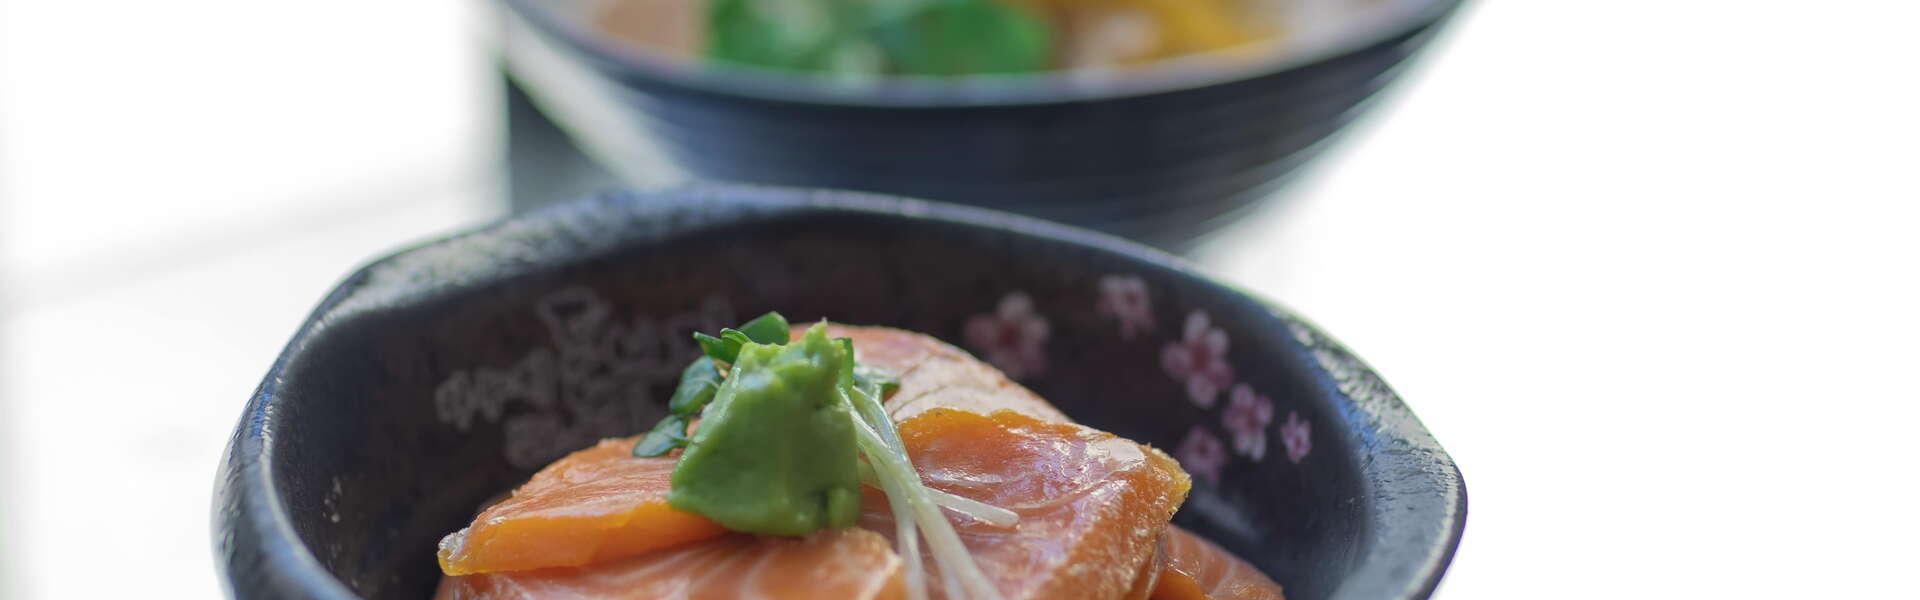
<box><xmin>494</xmin><ymin>0</ymin><xmax>1463</xmax><ymax>249</ymax></box>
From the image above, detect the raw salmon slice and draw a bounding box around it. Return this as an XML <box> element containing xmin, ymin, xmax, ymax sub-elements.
<box><xmin>435</xmin><ymin>528</ymin><xmax>904</xmax><ymax>600</ymax></box>
<box><xmin>437</xmin><ymin>324</ymin><xmax>1015</xmax><ymax>576</ymax></box>
<box><xmin>865</xmin><ymin>408</ymin><xmax>1192</xmax><ymax>600</ymax></box>
<box><xmin>436</xmin><ymin>438</ymin><xmax>726</xmax><ymax>575</ymax></box>
<box><xmin>811</xmin><ymin>324</ymin><xmax>1069</xmax><ymax>423</ymax></box>
<box><xmin>1151</xmin><ymin>527</ymin><xmax>1286</xmax><ymax>600</ymax></box>
<box><xmin>1123</xmin><ymin>543</ymin><xmax>1166</xmax><ymax>600</ymax></box>
<box><xmin>440</xmin><ymin>324</ymin><xmax>1198</xmax><ymax>600</ymax></box>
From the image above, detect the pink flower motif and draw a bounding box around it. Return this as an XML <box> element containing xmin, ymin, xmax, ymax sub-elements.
<box><xmin>1222</xmin><ymin>384</ymin><xmax>1275</xmax><ymax>461</ymax></box>
<box><xmin>965</xmin><ymin>292</ymin><xmax>1050</xmax><ymax>379</ymax></box>
<box><xmin>1161</xmin><ymin>311</ymin><xmax>1234</xmax><ymax>408</ymax></box>
<box><xmin>1095</xmin><ymin>275</ymin><xmax>1154</xmax><ymax>339</ymax></box>
<box><xmin>1281</xmin><ymin>410</ymin><xmax>1312</xmax><ymax>464</ymax></box>
<box><xmin>1176</xmin><ymin>426</ymin><xmax>1229</xmax><ymax>485</ymax></box>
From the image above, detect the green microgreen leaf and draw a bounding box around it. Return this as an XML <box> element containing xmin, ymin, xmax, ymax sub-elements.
<box><xmin>647</xmin><ymin>313</ymin><xmax>791</xmax><ymax>456</ymax></box>
<box><xmin>695</xmin><ymin>328</ymin><xmax>759</xmax><ymax>364</ymax></box>
<box><xmin>633</xmin><ymin>414</ymin><xmax>692</xmax><ymax>457</ymax></box>
<box><xmin>735</xmin><ymin>312</ymin><xmax>792</xmax><ymax>345</ymax></box>
<box><xmin>719</xmin><ymin>329</ymin><xmax>753</xmax><ymax>357</ymax></box>
<box><xmin>693</xmin><ymin>331</ymin><xmax>735</xmax><ymax>362</ymax></box>
<box><xmin>668</xmin><ymin>358</ymin><xmax>724</xmax><ymax>416</ymax></box>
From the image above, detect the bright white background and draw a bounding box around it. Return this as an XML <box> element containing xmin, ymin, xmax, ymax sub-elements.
<box><xmin>2</xmin><ymin>1</ymin><xmax>1916</xmax><ymax>598</ymax></box>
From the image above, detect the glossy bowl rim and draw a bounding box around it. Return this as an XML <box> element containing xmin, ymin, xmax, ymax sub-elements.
<box><xmin>213</xmin><ymin>184</ymin><xmax>1465</xmax><ymax>599</ymax></box>
<box><xmin>495</xmin><ymin>0</ymin><xmax>1465</xmax><ymax>108</ymax></box>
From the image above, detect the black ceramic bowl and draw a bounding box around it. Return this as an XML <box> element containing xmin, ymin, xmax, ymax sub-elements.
<box><xmin>495</xmin><ymin>0</ymin><xmax>1464</xmax><ymax>248</ymax></box>
<box><xmin>213</xmin><ymin>185</ymin><xmax>1464</xmax><ymax>599</ymax></box>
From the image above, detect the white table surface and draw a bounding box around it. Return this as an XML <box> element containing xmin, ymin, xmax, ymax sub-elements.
<box><xmin>3</xmin><ymin>2</ymin><xmax>1916</xmax><ymax>598</ymax></box>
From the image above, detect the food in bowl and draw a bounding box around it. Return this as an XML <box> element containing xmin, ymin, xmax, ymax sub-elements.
<box><xmin>590</xmin><ymin>0</ymin><xmax>1291</xmax><ymax>75</ymax></box>
<box><xmin>432</xmin><ymin>313</ymin><xmax>1286</xmax><ymax>599</ymax></box>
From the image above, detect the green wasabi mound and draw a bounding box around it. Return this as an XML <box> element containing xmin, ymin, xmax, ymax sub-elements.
<box><xmin>666</xmin><ymin>323</ymin><xmax>862</xmax><ymax>536</ymax></box>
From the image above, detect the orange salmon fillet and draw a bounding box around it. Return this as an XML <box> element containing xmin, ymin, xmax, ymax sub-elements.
<box><xmin>1151</xmin><ymin>527</ymin><xmax>1287</xmax><ymax>600</ymax></box>
<box><xmin>871</xmin><ymin>408</ymin><xmax>1191</xmax><ymax>600</ymax></box>
<box><xmin>818</xmin><ymin>324</ymin><xmax>1069</xmax><ymax>424</ymax></box>
<box><xmin>435</xmin><ymin>528</ymin><xmax>904</xmax><ymax>600</ymax></box>
<box><xmin>438</xmin><ymin>324</ymin><xmax>1202</xmax><ymax>600</ymax></box>
<box><xmin>436</xmin><ymin>439</ymin><xmax>725</xmax><ymax>575</ymax></box>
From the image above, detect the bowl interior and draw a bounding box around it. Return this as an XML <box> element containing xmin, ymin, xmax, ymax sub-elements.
<box><xmin>224</xmin><ymin>187</ymin><xmax>1459</xmax><ymax>599</ymax></box>
<box><xmin>503</xmin><ymin>0</ymin><xmax>1458</xmax><ymax>106</ymax></box>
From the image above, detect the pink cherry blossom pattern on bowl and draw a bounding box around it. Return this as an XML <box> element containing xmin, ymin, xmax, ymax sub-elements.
<box><xmin>1222</xmin><ymin>384</ymin><xmax>1276</xmax><ymax>461</ymax></box>
<box><xmin>1094</xmin><ymin>274</ymin><xmax>1155</xmax><ymax>339</ymax></box>
<box><xmin>1281</xmin><ymin>410</ymin><xmax>1312</xmax><ymax>464</ymax></box>
<box><xmin>963</xmin><ymin>292</ymin><xmax>1051</xmax><ymax>379</ymax></box>
<box><xmin>1161</xmin><ymin>310</ymin><xmax>1234</xmax><ymax>408</ymax></box>
<box><xmin>1175</xmin><ymin>425</ymin><xmax>1229</xmax><ymax>486</ymax></box>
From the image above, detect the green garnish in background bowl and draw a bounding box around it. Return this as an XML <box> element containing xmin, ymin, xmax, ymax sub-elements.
<box><xmin>707</xmin><ymin>0</ymin><xmax>1051</xmax><ymax>76</ymax></box>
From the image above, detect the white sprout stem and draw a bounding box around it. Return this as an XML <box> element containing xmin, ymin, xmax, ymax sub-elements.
<box><xmin>846</xmin><ymin>387</ymin><xmax>930</xmax><ymax>600</ymax></box>
<box><xmin>857</xmin><ymin>456</ymin><xmax>1018</xmax><ymax>528</ymax></box>
<box><xmin>926</xmin><ymin>488</ymin><xmax>1018</xmax><ymax>529</ymax></box>
<box><xmin>853</xmin><ymin>420</ymin><xmax>970</xmax><ymax>600</ymax></box>
<box><xmin>847</xmin><ymin>386</ymin><xmax>908</xmax><ymax>455</ymax></box>
<box><xmin>894</xmin><ymin>501</ymin><xmax>930</xmax><ymax>600</ymax></box>
<box><xmin>854</xmin><ymin>426</ymin><xmax>929</xmax><ymax>600</ymax></box>
<box><xmin>846</xmin><ymin>388</ymin><xmax>1005</xmax><ymax>600</ymax></box>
